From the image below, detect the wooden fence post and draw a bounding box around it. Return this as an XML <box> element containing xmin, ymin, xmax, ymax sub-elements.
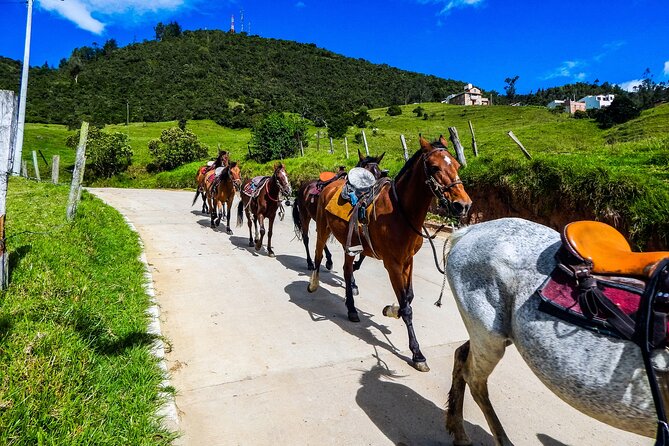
<box><xmin>361</xmin><ymin>130</ymin><xmax>369</xmax><ymax>156</ymax></box>
<box><xmin>32</xmin><ymin>150</ymin><xmax>40</xmax><ymax>181</ymax></box>
<box><xmin>316</xmin><ymin>131</ymin><xmax>320</xmax><ymax>151</ymax></box>
<box><xmin>329</xmin><ymin>137</ymin><xmax>334</xmax><ymax>154</ymax></box>
<box><xmin>344</xmin><ymin>136</ymin><xmax>349</xmax><ymax>159</ymax></box>
<box><xmin>507</xmin><ymin>131</ymin><xmax>533</xmax><ymax>160</ymax></box>
<box><xmin>52</xmin><ymin>155</ymin><xmax>59</xmax><ymax>184</ymax></box>
<box><xmin>0</xmin><ymin>90</ymin><xmax>18</xmax><ymax>289</ymax></box>
<box><xmin>448</xmin><ymin>127</ymin><xmax>467</xmax><ymax>167</ymax></box>
<box><xmin>21</xmin><ymin>160</ymin><xmax>27</xmax><ymax>178</ymax></box>
<box><xmin>468</xmin><ymin>120</ymin><xmax>479</xmax><ymax>157</ymax></box>
<box><xmin>400</xmin><ymin>134</ymin><xmax>409</xmax><ymax>161</ymax></box>
<box><xmin>299</xmin><ymin>138</ymin><xmax>304</xmax><ymax>157</ymax></box>
<box><xmin>67</xmin><ymin>121</ymin><xmax>89</xmax><ymax>221</ymax></box>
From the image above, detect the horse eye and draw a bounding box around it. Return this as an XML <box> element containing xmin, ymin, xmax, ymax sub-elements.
<box><xmin>430</xmin><ymin>165</ymin><xmax>440</xmax><ymax>174</ymax></box>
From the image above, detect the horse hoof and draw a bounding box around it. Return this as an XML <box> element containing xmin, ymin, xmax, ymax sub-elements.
<box><xmin>248</xmin><ymin>240</ymin><xmax>254</xmax><ymax>247</ymax></box>
<box><xmin>382</xmin><ymin>305</ymin><xmax>400</xmax><ymax>319</ymax></box>
<box><xmin>268</xmin><ymin>252</ymin><xmax>275</xmax><ymax>258</ymax></box>
<box><xmin>307</xmin><ymin>283</ymin><xmax>317</xmax><ymax>293</ymax></box>
<box><xmin>255</xmin><ymin>243</ymin><xmax>262</xmax><ymax>251</ymax></box>
<box><xmin>413</xmin><ymin>361</ymin><xmax>430</xmax><ymax>372</ymax></box>
<box><xmin>348</xmin><ymin>312</ymin><xmax>360</xmax><ymax>323</ymax></box>
<box><xmin>307</xmin><ymin>263</ymin><xmax>315</xmax><ymax>271</ymax></box>
<box><xmin>325</xmin><ymin>260</ymin><xmax>333</xmax><ymax>270</ymax></box>
<box><xmin>352</xmin><ymin>285</ymin><xmax>359</xmax><ymax>296</ymax></box>
<box><xmin>226</xmin><ymin>229</ymin><xmax>233</xmax><ymax>235</ymax></box>
<box><xmin>210</xmin><ymin>223</ymin><xmax>215</xmax><ymax>228</ymax></box>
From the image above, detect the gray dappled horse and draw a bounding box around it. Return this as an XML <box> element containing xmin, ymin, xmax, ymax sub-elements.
<box><xmin>445</xmin><ymin>217</ymin><xmax>669</xmax><ymax>445</ymax></box>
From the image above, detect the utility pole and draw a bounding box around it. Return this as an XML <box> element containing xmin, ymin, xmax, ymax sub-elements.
<box><xmin>12</xmin><ymin>0</ymin><xmax>33</xmax><ymax>174</ymax></box>
<box><xmin>126</xmin><ymin>100</ymin><xmax>129</xmax><ymax>126</ymax></box>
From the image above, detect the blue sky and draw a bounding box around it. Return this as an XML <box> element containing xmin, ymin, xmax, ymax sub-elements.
<box><xmin>1</xmin><ymin>0</ymin><xmax>667</xmax><ymax>94</ymax></box>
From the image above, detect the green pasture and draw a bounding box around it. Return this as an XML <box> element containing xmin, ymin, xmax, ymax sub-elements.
<box><xmin>0</xmin><ymin>178</ymin><xmax>174</xmax><ymax>445</ymax></box>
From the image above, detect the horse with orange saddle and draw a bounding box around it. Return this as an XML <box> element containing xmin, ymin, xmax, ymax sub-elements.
<box><xmin>193</xmin><ymin>150</ymin><xmax>229</xmax><ymax>213</ymax></box>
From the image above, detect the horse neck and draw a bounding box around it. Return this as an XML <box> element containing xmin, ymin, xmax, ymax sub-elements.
<box><xmin>266</xmin><ymin>174</ymin><xmax>281</xmax><ymax>201</ymax></box>
<box><xmin>394</xmin><ymin>159</ymin><xmax>433</xmax><ymax>228</ymax></box>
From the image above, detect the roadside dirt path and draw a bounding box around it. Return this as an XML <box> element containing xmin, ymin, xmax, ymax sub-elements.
<box><xmin>90</xmin><ymin>188</ymin><xmax>649</xmax><ymax>446</ymax></box>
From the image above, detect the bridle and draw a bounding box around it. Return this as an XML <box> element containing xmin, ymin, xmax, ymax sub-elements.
<box><xmin>422</xmin><ymin>148</ymin><xmax>463</xmax><ymax>211</ymax></box>
<box><xmin>265</xmin><ymin>168</ymin><xmax>291</xmax><ymax>202</ymax></box>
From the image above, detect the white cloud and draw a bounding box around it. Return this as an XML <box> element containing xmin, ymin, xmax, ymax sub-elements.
<box><xmin>664</xmin><ymin>60</ymin><xmax>669</xmax><ymax>76</ymax></box>
<box><xmin>593</xmin><ymin>40</ymin><xmax>625</xmax><ymax>62</ymax></box>
<box><xmin>39</xmin><ymin>0</ymin><xmax>194</xmax><ymax>35</ymax></box>
<box><xmin>543</xmin><ymin>60</ymin><xmax>585</xmax><ymax>80</ymax></box>
<box><xmin>417</xmin><ymin>0</ymin><xmax>484</xmax><ymax>15</ymax></box>
<box><xmin>295</xmin><ymin>1</ymin><xmax>306</xmax><ymax>8</ymax></box>
<box><xmin>617</xmin><ymin>79</ymin><xmax>643</xmax><ymax>92</ymax></box>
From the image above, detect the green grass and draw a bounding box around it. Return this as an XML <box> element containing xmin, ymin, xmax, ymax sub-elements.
<box><xmin>0</xmin><ymin>178</ymin><xmax>174</xmax><ymax>445</ymax></box>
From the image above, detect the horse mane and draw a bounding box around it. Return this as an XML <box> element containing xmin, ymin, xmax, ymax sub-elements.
<box><xmin>394</xmin><ymin>148</ymin><xmax>425</xmax><ymax>182</ymax></box>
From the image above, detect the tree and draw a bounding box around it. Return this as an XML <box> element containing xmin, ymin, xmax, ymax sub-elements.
<box><xmin>148</xmin><ymin>127</ymin><xmax>208</xmax><ymax>171</ymax></box>
<box><xmin>594</xmin><ymin>96</ymin><xmax>640</xmax><ymax>128</ymax></box>
<box><xmin>250</xmin><ymin>112</ymin><xmax>308</xmax><ymax>163</ymax></box>
<box><xmin>386</xmin><ymin>105</ymin><xmax>402</xmax><ymax>116</ymax></box>
<box><xmin>412</xmin><ymin>106</ymin><xmax>424</xmax><ymax>117</ymax></box>
<box><xmin>66</xmin><ymin>127</ymin><xmax>133</xmax><ymax>179</ymax></box>
<box><xmin>328</xmin><ymin>113</ymin><xmax>351</xmax><ymax>139</ymax></box>
<box><xmin>504</xmin><ymin>75</ymin><xmax>520</xmax><ymax>101</ymax></box>
<box><xmin>155</xmin><ymin>21</ymin><xmax>182</xmax><ymax>41</ymax></box>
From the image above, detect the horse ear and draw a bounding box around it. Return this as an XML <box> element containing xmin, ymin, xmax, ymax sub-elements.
<box><xmin>229</xmin><ymin>161</ymin><xmax>237</xmax><ymax>168</ymax></box>
<box><xmin>358</xmin><ymin>148</ymin><xmax>364</xmax><ymax>162</ymax></box>
<box><xmin>378</xmin><ymin>152</ymin><xmax>385</xmax><ymax>163</ymax></box>
<box><xmin>419</xmin><ymin>135</ymin><xmax>432</xmax><ymax>152</ymax></box>
<box><xmin>439</xmin><ymin>135</ymin><xmax>449</xmax><ymax>148</ymax></box>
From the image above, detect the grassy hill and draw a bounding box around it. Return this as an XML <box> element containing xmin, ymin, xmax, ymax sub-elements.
<box><xmin>22</xmin><ymin>103</ymin><xmax>669</xmax><ymax>248</ymax></box>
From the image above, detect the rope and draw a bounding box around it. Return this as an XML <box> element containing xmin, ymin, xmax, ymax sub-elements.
<box><xmin>433</xmin><ymin>223</ymin><xmax>454</xmax><ymax>308</ymax></box>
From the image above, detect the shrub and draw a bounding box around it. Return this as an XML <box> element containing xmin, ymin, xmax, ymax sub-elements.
<box><xmin>413</xmin><ymin>106</ymin><xmax>424</xmax><ymax>117</ymax></box>
<box><xmin>328</xmin><ymin>113</ymin><xmax>351</xmax><ymax>139</ymax></box>
<box><xmin>573</xmin><ymin>110</ymin><xmax>588</xmax><ymax>119</ymax></box>
<box><xmin>594</xmin><ymin>96</ymin><xmax>641</xmax><ymax>128</ymax></box>
<box><xmin>66</xmin><ymin>127</ymin><xmax>132</xmax><ymax>179</ymax></box>
<box><xmin>148</xmin><ymin>127</ymin><xmax>208</xmax><ymax>171</ymax></box>
<box><xmin>249</xmin><ymin>112</ymin><xmax>308</xmax><ymax>163</ymax></box>
<box><xmin>386</xmin><ymin>105</ymin><xmax>402</xmax><ymax>116</ymax></box>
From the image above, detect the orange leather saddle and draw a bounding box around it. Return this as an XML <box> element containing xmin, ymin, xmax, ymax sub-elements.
<box><xmin>563</xmin><ymin>221</ymin><xmax>669</xmax><ymax>278</ymax></box>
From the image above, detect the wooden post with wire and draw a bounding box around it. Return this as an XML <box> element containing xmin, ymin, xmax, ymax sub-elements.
<box><xmin>299</xmin><ymin>138</ymin><xmax>304</xmax><ymax>157</ymax></box>
<box><xmin>468</xmin><ymin>120</ymin><xmax>479</xmax><ymax>157</ymax></box>
<box><xmin>344</xmin><ymin>136</ymin><xmax>349</xmax><ymax>159</ymax></box>
<box><xmin>507</xmin><ymin>131</ymin><xmax>532</xmax><ymax>160</ymax></box>
<box><xmin>448</xmin><ymin>127</ymin><xmax>467</xmax><ymax>167</ymax></box>
<box><xmin>316</xmin><ymin>131</ymin><xmax>320</xmax><ymax>151</ymax></box>
<box><xmin>0</xmin><ymin>90</ymin><xmax>18</xmax><ymax>289</ymax></box>
<box><xmin>362</xmin><ymin>130</ymin><xmax>369</xmax><ymax>156</ymax></box>
<box><xmin>329</xmin><ymin>137</ymin><xmax>334</xmax><ymax>154</ymax></box>
<box><xmin>66</xmin><ymin>121</ymin><xmax>89</xmax><ymax>222</ymax></box>
<box><xmin>32</xmin><ymin>150</ymin><xmax>40</xmax><ymax>181</ymax></box>
<box><xmin>21</xmin><ymin>161</ymin><xmax>27</xmax><ymax>178</ymax></box>
<box><xmin>400</xmin><ymin>134</ymin><xmax>409</xmax><ymax>161</ymax></box>
<box><xmin>52</xmin><ymin>155</ymin><xmax>59</xmax><ymax>184</ymax></box>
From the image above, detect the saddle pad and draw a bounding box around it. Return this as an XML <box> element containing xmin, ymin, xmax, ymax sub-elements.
<box><xmin>537</xmin><ymin>267</ymin><xmax>662</xmax><ymax>338</ymax></box>
<box><xmin>242</xmin><ymin>176</ymin><xmax>269</xmax><ymax>197</ymax></box>
<box><xmin>324</xmin><ymin>186</ymin><xmax>374</xmax><ymax>223</ymax></box>
<box><xmin>205</xmin><ymin>170</ymin><xmax>217</xmax><ymax>186</ymax></box>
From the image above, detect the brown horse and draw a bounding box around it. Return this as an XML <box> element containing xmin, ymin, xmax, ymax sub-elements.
<box><xmin>236</xmin><ymin>163</ymin><xmax>292</xmax><ymax>257</ymax></box>
<box><xmin>193</xmin><ymin>150</ymin><xmax>229</xmax><ymax>213</ymax></box>
<box><xmin>292</xmin><ymin>149</ymin><xmax>386</xmax><ymax>272</ymax></box>
<box><xmin>204</xmin><ymin>162</ymin><xmax>242</xmax><ymax>233</ymax></box>
<box><xmin>307</xmin><ymin>136</ymin><xmax>471</xmax><ymax>371</ymax></box>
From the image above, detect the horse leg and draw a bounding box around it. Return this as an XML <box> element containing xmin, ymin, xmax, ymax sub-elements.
<box><xmin>255</xmin><ymin>213</ymin><xmax>265</xmax><ymax>251</ymax></box>
<box><xmin>208</xmin><ymin>193</ymin><xmax>216</xmax><ymax>228</ymax></box>
<box><xmin>215</xmin><ymin>199</ymin><xmax>222</xmax><ymax>227</ymax></box>
<box><xmin>446</xmin><ymin>341</ymin><xmax>473</xmax><ymax>445</ymax></box>
<box><xmin>225</xmin><ymin>197</ymin><xmax>233</xmax><ymax>234</ymax></box>
<box><xmin>382</xmin><ymin>260</ymin><xmax>429</xmax><ymax>371</ymax></box>
<box><xmin>246</xmin><ymin>204</ymin><xmax>254</xmax><ymax>247</ymax></box>
<box><xmin>307</xmin><ymin>216</ymin><xmax>330</xmax><ymax>293</ymax></box>
<box><xmin>458</xmin><ymin>338</ymin><xmax>512</xmax><ymax>446</ymax></box>
<box><xmin>266</xmin><ymin>215</ymin><xmax>276</xmax><ymax>257</ymax></box>
<box><xmin>343</xmin><ymin>254</ymin><xmax>359</xmax><ymax>322</ymax></box>
<box><xmin>302</xmin><ymin>230</ymin><xmax>314</xmax><ymax>270</ymax></box>
<box><xmin>324</xmin><ymin>245</ymin><xmax>333</xmax><ymax>271</ymax></box>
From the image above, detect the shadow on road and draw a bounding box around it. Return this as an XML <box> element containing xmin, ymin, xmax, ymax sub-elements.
<box><xmin>284</xmin><ymin>281</ymin><xmax>411</xmax><ymax>365</ymax></box>
<box><xmin>356</xmin><ymin>357</ymin><xmax>493</xmax><ymax>446</ymax></box>
<box><xmin>228</xmin><ymin>235</ymin><xmax>261</xmax><ymax>256</ymax></box>
<box><xmin>275</xmin><ymin>253</ymin><xmax>347</xmax><ymax>289</ymax></box>
<box><xmin>537</xmin><ymin>434</ymin><xmax>570</xmax><ymax>446</ymax></box>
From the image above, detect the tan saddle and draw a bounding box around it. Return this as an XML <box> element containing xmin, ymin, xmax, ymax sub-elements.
<box><xmin>563</xmin><ymin>221</ymin><xmax>669</xmax><ymax>278</ymax></box>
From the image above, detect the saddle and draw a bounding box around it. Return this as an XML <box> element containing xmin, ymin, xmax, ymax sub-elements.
<box><xmin>306</xmin><ymin>171</ymin><xmax>347</xmax><ymax>199</ymax></box>
<box><xmin>205</xmin><ymin>167</ymin><xmax>227</xmax><ymax>192</ymax></box>
<box><xmin>538</xmin><ymin>221</ymin><xmax>669</xmax><ymax>442</ymax></box>
<box><xmin>242</xmin><ymin>176</ymin><xmax>269</xmax><ymax>198</ymax></box>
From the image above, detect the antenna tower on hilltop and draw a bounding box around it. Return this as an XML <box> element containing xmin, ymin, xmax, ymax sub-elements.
<box><xmin>230</xmin><ymin>14</ymin><xmax>235</xmax><ymax>33</ymax></box>
<box><xmin>240</xmin><ymin>9</ymin><xmax>244</xmax><ymax>32</ymax></box>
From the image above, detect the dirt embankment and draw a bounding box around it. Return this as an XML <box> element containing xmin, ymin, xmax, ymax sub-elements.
<box><xmin>459</xmin><ymin>186</ymin><xmax>667</xmax><ymax>251</ymax></box>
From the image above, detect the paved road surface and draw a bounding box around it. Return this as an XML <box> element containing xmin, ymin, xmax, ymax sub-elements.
<box><xmin>90</xmin><ymin>188</ymin><xmax>649</xmax><ymax>446</ymax></box>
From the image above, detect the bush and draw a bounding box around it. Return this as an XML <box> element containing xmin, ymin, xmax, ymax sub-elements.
<box><xmin>594</xmin><ymin>96</ymin><xmax>640</xmax><ymax>128</ymax></box>
<box><xmin>386</xmin><ymin>105</ymin><xmax>402</xmax><ymax>116</ymax></box>
<box><xmin>573</xmin><ymin>110</ymin><xmax>588</xmax><ymax>119</ymax></box>
<box><xmin>413</xmin><ymin>106</ymin><xmax>424</xmax><ymax>117</ymax></box>
<box><xmin>250</xmin><ymin>112</ymin><xmax>308</xmax><ymax>163</ymax></box>
<box><xmin>66</xmin><ymin>127</ymin><xmax>132</xmax><ymax>179</ymax></box>
<box><xmin>328</xmin><ymin>113</ymin><xmax>351</xmax><ymax>139</ymax></box>
<box><xmin>148</xmin><ymin>127</ymin><xmax>208</xmax><ymax>171</ymax></box>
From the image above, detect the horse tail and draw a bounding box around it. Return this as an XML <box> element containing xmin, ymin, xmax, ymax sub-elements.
<box><xmin>191</xmin><ymin>188</ymin><xmax>201</xmax><ymax>207</ymax></box>
<box><xmin>236</xmin><ymin>199</ymin><xmax>244</xmax><ymax>227</ymax></box>
<box><xmin>291</xmin><ymin>199</ymin><xmax>303</xmax><ymax>241</ymax></box>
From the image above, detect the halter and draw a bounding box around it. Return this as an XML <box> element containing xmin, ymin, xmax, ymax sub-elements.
<box><xmin>265</xmin><ymin>168</ymin><xmax>290</xmax><ymax>202</ymax></box>
<box><xmin>421</xmin><ymin>148</ymin><xmax>463</xmax><ymax>210</ymax></box>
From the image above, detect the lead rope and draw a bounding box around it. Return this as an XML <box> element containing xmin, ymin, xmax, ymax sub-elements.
<box><xmin>433</xmin><ymin>223</ymin><xmax>454</xmax><ymax>307</ymax></box>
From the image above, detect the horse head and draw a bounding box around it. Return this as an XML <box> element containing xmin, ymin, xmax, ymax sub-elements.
<box><xmin>273</xmin><ymin>163</ymin><xmax>292</xmax><ymax>197</ymax></box>
<box><xmin>357</xmin><ymin>149</ymin><xmax>387</xmax><ymax>179</ymax></box>
<box><xmin>419</xmin><ymin>135</ymin><xmax>472</xmax><ymax>218</ymax></box>
<box><xmin>228</xmin><ymin>161</ymin><xmax>242</xmax><ymax>191</ymax></box>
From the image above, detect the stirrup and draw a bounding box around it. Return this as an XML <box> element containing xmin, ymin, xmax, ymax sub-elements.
<box><xmin>346</xmin><ymin>246</ymin><xmax>363</xmax><ymax>257</ymax></box>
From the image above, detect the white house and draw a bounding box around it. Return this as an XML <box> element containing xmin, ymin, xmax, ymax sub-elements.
<box><xmin>444</xmin><ymin>83</ymin><xmax>490</xmax><ymax>106</ymax></box>
<box><xmin>578</xmin><ymin>94</ymin><xmax>615</xmax><ymax>110</ymax></box>
<box><xmin>547</xmin><ymin>100</ymin><xmax>565</xmax><ymax>109</ymax></box>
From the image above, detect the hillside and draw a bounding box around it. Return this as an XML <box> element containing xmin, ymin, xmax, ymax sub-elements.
<box><xmin>0</xmin><ymin>30</ymin><xmax>464</xmax><ymax>126</ymax></box>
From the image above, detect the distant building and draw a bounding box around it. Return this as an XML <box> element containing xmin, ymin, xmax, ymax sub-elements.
<box><xmin>578</xmin><ymin>94</ymin><xmax>615</xmax><ymax>109</ymax></box>
<box><xmin>444</xmin><ymin>84</ymin><xmax>490</xmax><ymax>106</ymax></box>
<box><xmin>547</xmin><ymin>99</ymin><xmax>586</xmax><ymax>114</ymax></box>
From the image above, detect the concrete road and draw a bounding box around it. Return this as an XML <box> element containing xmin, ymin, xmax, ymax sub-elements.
<box><xmin>90</xmin><ymin>188</ymin><xmax>649</xmax><ymax>446</ymax></box>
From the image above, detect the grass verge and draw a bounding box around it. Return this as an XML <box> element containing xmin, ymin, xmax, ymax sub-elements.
<box><xmin>0</xmin><ymin>178</ymin><xmax>174</xmax><ymax>445</ymax></box>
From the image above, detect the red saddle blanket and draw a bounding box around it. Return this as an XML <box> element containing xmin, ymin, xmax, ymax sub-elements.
<box><xmin>538</xmin><ymin>268</ymin><xmax>663</xmax><ymax>337</ymax></box>
<box><xmin>242</xmin><ymin>176</ymin><xmax>269</xmax><ymax>197</ymax></box>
